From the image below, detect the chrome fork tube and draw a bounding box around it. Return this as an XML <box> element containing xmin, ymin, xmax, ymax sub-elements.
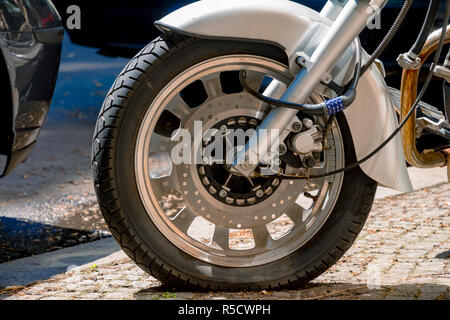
<box><xmin>233</xmin><ymin>0</ymin><xmax>386</xmax><ymax>176</ymax></box>
<box><xmin>320</xmin><ymin>0</ymin><xmax>348</xmax><ymax>20</ymax></box>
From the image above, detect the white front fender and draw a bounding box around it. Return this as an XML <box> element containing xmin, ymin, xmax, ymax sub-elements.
<box><xmin>156</xmin><ymin>0</ymin><xmax>413</xmax><ymax>192</ymax></box>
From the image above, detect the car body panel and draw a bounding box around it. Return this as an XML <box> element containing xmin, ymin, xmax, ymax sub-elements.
<box><xmin>0</xmin><ymin>0</ymin><xmax>63</xmax><ymax>177</ymax></box>
<box><xmin>156</xmin><ymin>0</ymin><xmax>412</xmax><ymax>192</ymax></box>
<box><xmin>0</xmin><ymin>0</ymin><xmax>62</xmax><ymax>31</ymax></box>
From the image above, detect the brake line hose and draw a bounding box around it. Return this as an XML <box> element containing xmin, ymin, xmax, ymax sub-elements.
<box><xmin>361</xmin><ymin>0</ymin><xmax>414</xmax><ymax>75</ymax></box>
<box><xmin>239</xmin><ymin>44</ymin><xmax>361</xmax><ymax>117</ymax></box>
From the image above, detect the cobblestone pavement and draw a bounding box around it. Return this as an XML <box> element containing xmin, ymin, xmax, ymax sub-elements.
<box><xmin>1</xmin><ymin>183</ymin><xmax>449</xmax><ymax>300</ymax></box>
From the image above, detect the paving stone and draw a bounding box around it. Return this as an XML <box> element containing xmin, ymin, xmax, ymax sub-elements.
<box><xmin>2</xmin><ymin>183</ymin><xmax>449</xmax><ymax>300</ymax></box>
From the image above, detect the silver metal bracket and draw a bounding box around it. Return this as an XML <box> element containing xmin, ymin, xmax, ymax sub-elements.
<box><xmin>374</xmin><ymin>59</ymin><xmax>386</xmax><ymax>78</ymax></box>
<box><xmin>397</xmin><ymin>52</ymin><xmax>422</xmax><ymax>70</ymax></box>
<box><xmin>434</xmin><ymin>66</ymin><xmax>450</xmax><ymax>83</ymax></box>
<box><xmin>294</xmin><ymin>52</ymin><xmax>333</xmax><ymax>84</ymax></box>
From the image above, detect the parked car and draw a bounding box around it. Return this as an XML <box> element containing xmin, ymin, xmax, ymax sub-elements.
<box><xmin>0</xmin><ymin>0</ymin><xmax>63</xmax><ymax>177</ymax></box>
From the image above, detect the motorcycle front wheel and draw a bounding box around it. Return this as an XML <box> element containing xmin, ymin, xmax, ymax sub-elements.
<box><xmin>92</xmin><ymin>33</ymin><xmax>378</xmax><ymax>290</ymax></box>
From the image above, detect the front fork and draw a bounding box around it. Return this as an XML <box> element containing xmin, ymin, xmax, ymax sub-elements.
<box><xmin>233</xmin><ymin>0</ymin><xmax>388</xmax><ymax>176</ymax></box>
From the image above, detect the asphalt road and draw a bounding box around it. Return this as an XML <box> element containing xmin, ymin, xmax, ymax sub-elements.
<box><xmin>0</xmin><ymin>33</ymin><xmax>128</xmax><ymax>232</ymax></box>
<box><xmin>0</xmin><ymin>34</ymin><xmax>129</xmax><ymax>263</ymax></box>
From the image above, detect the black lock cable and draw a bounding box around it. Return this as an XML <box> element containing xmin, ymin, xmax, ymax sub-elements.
<box><xmin>240</xmin><ymin>0</ymin><xmax>413</xmax><ymax>116</ymax></box>
<box><xmin>254</xmin><ymin>0</ymin><xmax>450</xmax><ymax>180</ymax></box>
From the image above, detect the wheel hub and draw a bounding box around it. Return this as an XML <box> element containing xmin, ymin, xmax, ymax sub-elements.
<box><xmin>197</xmin><ymin>116</ymin><xmax>285</xmax><ymax>207</ymax></box>
<box><xmin>135</xmin><ymin>54</ymin><xmax>345</xmax><ymax>267</ymax></box>
<box><xmin>173</xmin><ymin>93</ymin><xmax>304</xmax><ymax>229</ymax></box>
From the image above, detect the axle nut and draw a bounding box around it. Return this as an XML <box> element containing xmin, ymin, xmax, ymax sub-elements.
<box><xmin>304</xmin><ymin>155</ymin><xmax>316</xmax><ymax>168</ymax></box>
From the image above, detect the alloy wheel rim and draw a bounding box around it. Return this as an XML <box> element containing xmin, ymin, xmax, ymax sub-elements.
<box><xmin>135</xmin><ymin>55</ymin><xmax>345</xmax><ymax>267</ymax></box>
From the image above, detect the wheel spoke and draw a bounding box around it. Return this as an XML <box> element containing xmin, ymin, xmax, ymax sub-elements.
<box><xmin>212</xmin><ymin>226</ymin><xmax>230</xmax><ymax>251</ymax></box>
<box><xmin>166</xmin><ymin>94</ymin><xmax>192</xmax><ymax>120</ymax></box>
<box><xmin>203</xmin><ymin>75</ymin><xmax>223</xmax><ymax>100</ymax></box>
<box><xmin>150</xmin><ymin>133</ymin><xmax>175</xmax><ymax>153</ymax></box>
<box><xmin>302</xmin><ymin>178</ymin><xmax>323</xmax><ymax>192</ymax></box>
<box><xmin>148</xmin><ymin>153</ymin><xmax>176</xmax><ymax>181</ymax></box>
<box><xmin>252</xmin><ymin>226</ymin><xmax>273</xmax><ymax>249</ymax></box>
<box><xmin>224</xmin><ymin>134</ymin><xmax>234</xmax><ymax>149</ymax></box>
<box><xmin>284</xmin><ymin>204</ymin><xmax>303</xmax><ymax>224</ymax></box>
<box><xmin>171</xmin><ymin>207</ymin><xmax>197</xmax><ymax>234</ymax></box>
<box><xmin>151</xmin><ymin>172</ymin><xmax>178</xmax><ymax>189</ymax></box>
<box><xmin>244</xmin><ymin>70</ymin><xmax>265</xmax><ymax>91</ymax></box>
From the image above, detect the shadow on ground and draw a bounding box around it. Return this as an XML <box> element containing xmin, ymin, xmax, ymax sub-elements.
<box><xmin>436</xmin><ymin>251</ymin><xmax>450</xmax><ymax>260</ymax></box>
<box><xmin>0</xmin><ymin>238</ymin><xmax>118</xmax><ymax>289</ymax></box>
<box><xmin>0</xmin><ymin>217</ymin><xmax>109</xmax><ymax>264</ymax></box>
<box><xmin>133</xmin><ymin>282</ymin><xmax>450</xmax><ymax>300</ymax></box>
<box><xmin>0</xmin><ymin>120</ymin><xmax>109</xmax><ymax>232</ymax></box>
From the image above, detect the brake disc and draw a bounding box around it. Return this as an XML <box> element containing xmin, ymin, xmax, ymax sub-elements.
<box><xmin>174</xmin><ymin>93</ymin><xmax>306</xmax><ymax>229</ymax></box>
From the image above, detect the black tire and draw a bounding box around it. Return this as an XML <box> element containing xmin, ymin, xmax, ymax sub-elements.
<box><xmin>92</xmin><ymin>33</ymin><xmax>378</xmax><ymax>291</ymax></box>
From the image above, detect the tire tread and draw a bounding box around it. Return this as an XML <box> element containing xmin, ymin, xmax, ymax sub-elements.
<box><xmin>92</xmin><ymin>33</ymin><xmax>378</xmax><ymax>291</ymax></box>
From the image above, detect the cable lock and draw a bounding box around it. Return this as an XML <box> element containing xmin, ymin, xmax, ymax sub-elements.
<box><xmin>239</xmin><ymin>34</ymin><xmax>362</xmax><ymax>115</ymax></box>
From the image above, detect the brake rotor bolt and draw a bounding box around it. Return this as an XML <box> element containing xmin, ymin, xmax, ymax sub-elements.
<box><xmin>202</xmin><ymin>177</ymin><xmax>210</xmax><ymax>185</ymax></box>
<box><xmin>292</xmin><ymin>122</ymin><xmax>303</xmax><ymax>132</ymax></box>
<box><xmin>256</xmin><ymin>189</ymin><xmax>264</xmax><ymax>198</ymax></box>
<box><xmin>219</xmin><ymin>190</ymin><xmax>228</xmax><ymax>198</ymax></box>
<box><xmin>209</xmin><ymin>186</ymin><xmax>217</xmax><ymax>194</ymax></box>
